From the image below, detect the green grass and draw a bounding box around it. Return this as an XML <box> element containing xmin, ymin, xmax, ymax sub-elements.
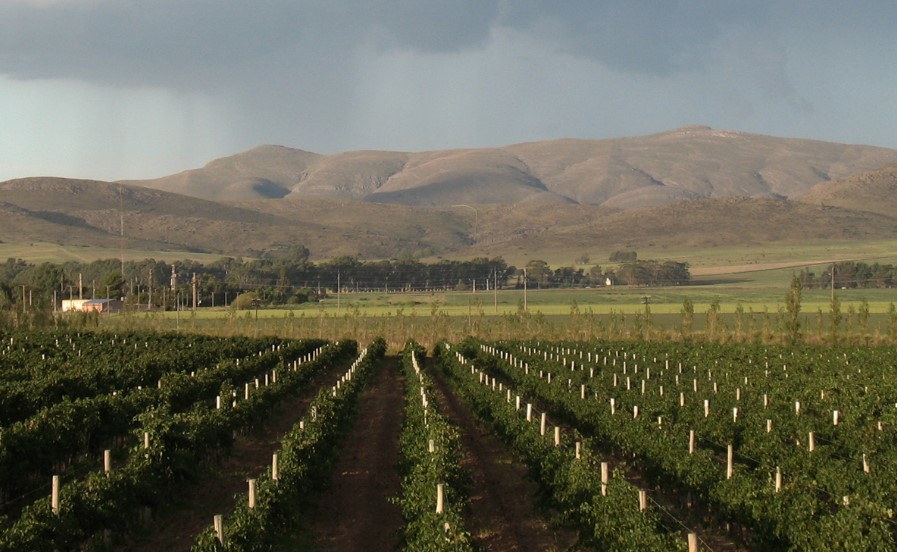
<box><xmin>148</xmin><ymin>284</ymin><xmax>894</xmax><ymax>321</ymax></box>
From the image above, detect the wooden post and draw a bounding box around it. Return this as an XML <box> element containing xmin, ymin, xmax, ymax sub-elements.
<box><xmin>610</xmin><ymin>398</ymin><xmax>615</xmax><ymax>415</ymax></box>
<box><xmin>540</xmin><ymin>412</ymin><xmax>547</xmax><ymax>436</ymax></box>
<box><xmin>808</xmin><ymin>431</ymin><xmax>815</xmax><ymax>452</ymax></box>
<box><xmin>436</xmin><ymin>483</ymin><xmax>444</xmax><ymax>514</ymax></box>
<box><xmin>554</xmin><ymin>426</ymin><xmax>560</xmax><ymax>447</ymax></box>
<box><xmin>575</xmin><ymin>441</ymin><xmax>581</xmax><ymax>460</ymax></box>
<box><xmin>248</xmin><ymin>479</ymin><xmax>256</xmax><ymax>509</ymax></box>
<box><xmin>833</xmin><ymin>410</ymin><xmax>839</xmax><ymax>425</ymax></box>
<box><xmin>429</xmin><ymin>439</ymin><xmax>435</xmax><ymax>453</ymax></box>
<box><xmin>144</xmin><ymin>432</ymin><xmax>150</xmax><ymax>449</ymax></box>
<box><xmin>726</xmin><ymin>444</ymin><xmax>734</xmax><ymax>479</ymax></box>
<box><xmin>633</xmin><ymin>405</ymin><xmax>639</xmax><ymax>419</ymax></box>
<box><xmin>704</xmin><ymin>399</ymin><xmax>709</xmax><ymax>418</ymax></box>
<box><xmin>732</xmin><ymin>407</ymin><xmax>738</xmax><ymax>422</ymax></box>
<box><xmin>689</xmin><ymin>430</ymin><xmax>695</xmax><ymax>454</ymax></box>
<box><xmin>104</xmin><ymin>449</ymin><xmax>111</xmax><ymax>476</ymax></box>
<box><xmin>51</xmin><ymin>475</ymin><xmax>60</xmax><ymax>514</ymax></box>
<box><xmin>600</xmin><ymin>462</ymin><xmax>609</xmax><ymax>496</ymax></box>
<box><xmin>214</xmin><ymin>514</ymin><xmax>224</xmax><ymax>545</ymax></box>
<box><xmin>245</xmin><ymin>383</ymin><xmax>250</xmax><ymax>401</ymax></box>
<box><xmin>680</xmin><ymin>392</ymin><xmax>685</xmax><ymax>407</ymax></box>
<box><xmin>767</xmin><ymin>419</ymin><xmax>772</xmax><ymax>433</ymax></box>
<box><xmin>775</xmin><ymin>466</ymin><xmax>782</xmax><ymax>492</ymax></box>
<box><xmin>688</xmin><ymin>533</ymin><xmax>698</xmax><ymax>552</ymax></box>
<box><xmin>272</xmin><ymin>453</ymin><xmax>279</xmax><ymax>481</ymax></box>
<box><xmin>638</xmin><ymin>489</ymin><xmax>648</xmax><ymax>511</ymax></box>
<box><xmin>863</xmin><ymin>453</ymin><xmax>870</xmax><ymax>473</ymax></box>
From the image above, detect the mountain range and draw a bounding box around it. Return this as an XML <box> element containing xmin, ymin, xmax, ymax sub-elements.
<box><xmin>3</xmin><ymin>126</ymin><xmax>897</xmax><ymax>261</ymax></box>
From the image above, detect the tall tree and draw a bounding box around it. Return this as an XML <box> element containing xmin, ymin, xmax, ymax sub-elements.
<box><xmin>785</xmin><ymin>273</ymin><xmax>803</xmax><ymax>344</ymax></box>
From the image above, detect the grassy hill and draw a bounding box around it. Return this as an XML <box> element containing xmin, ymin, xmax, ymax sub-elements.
<box><xmin>1</xmin><ymin>128</ymin><xmax>896</xmax><ymax>266</ymax></box>
<box><xmin>799</xmin><ymin>164</ymin><xmax>897</xmax><ymax>217</ymax></box>
<box><xmin>125</xmin><ymin>126</ymin><xmax>897</xmax><ymax>210</ymax></box>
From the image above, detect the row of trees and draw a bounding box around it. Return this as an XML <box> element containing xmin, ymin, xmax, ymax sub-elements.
<box><xmin>0</xmin><ymin>253</ymin><xmax>694</xmax><ymax>315</ymax></box>
<box><xmin>798</xmin><ymin>261</ymin><xmax>897</xmax><ymax>289</ymax></box>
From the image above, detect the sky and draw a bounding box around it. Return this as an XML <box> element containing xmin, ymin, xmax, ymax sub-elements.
<box><xmin>1</xmin><ymin>1</ymin><xmax>896</xmax><ymax>182</ymax></box>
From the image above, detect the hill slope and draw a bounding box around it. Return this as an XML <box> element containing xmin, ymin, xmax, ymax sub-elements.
<box><xmin>3</xmin><ymin>129</ymin><xmax>897</xmax><ymax>262</ymax></box>
<box><xmin>127</xmin><ymin>126</ymin><xmax>897</xmax><ymax>210</ymax></box>
<box><xmin>799</xmin><ymin>164</ymin><xmax>897</xmax><ymax>217</ymax></box>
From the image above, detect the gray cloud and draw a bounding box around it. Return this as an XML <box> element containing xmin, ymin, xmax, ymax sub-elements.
<box><xmin>0</xmin><ymin>1</ymin><xmax>501</xmax><ymax>88</ymax></box>
<box><xmin>2</xmin><ymin>0</ymin><xmax>897</xmax><ymax>183</ymax></box>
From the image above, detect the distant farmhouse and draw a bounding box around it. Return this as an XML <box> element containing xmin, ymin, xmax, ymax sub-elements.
<box><xmin>61</xmin><ymin>298</ymin><xmax>123</xmax><ymax>313</ymax></box>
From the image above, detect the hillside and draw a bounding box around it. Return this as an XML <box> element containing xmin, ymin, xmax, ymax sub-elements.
<box><xmin>0</xmin><ymin>178</ymin><xmax>474</xmax><ymax>258</ymax></box>
<box><xmin>2</xmin><ymin>128</ymin><xmax>897</xmax><ymax>262</ymax></box>
<box><xmin>126</xmin><ymin>126</ymin><xmax>897</xmax><ymax>210</ymax></box>
<box><xmin>799</xmin><ymin>164</ymin><xmax>897</xmax><ymax>217</ymax></box>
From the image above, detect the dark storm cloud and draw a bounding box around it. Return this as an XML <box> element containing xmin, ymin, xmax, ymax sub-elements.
<box><xmin>0</xmin><ymin>0</ymin><xmax>500</xmax><ymax>87</ymax></box>
<box><xmin>3</xmin><ymin>1</ymin><xmax>897</xmax><ymax>88</ymax></box>
<box><xmin>498</xmin><ymin>0</ymin><xmax>772</xmax><ymax>75</ymax></box>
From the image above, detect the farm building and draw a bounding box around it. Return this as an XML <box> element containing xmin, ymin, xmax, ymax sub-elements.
<box><xmin>83</xmin><ymin>299</ymin><xmax>122</xmax><ymax>313</ymax></box>
<box><xmin>61</xmin><ymin>298</ymin><xmax>122</xmax><ymax>313</ymax></box>
<box><xmin>61</xmin><ymin>299</ymin><xmax>88</xmax><ymax>312</ymax></box>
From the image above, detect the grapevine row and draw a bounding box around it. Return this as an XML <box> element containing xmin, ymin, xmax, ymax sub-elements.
<box><xmin>191</xmin><ymin>338</ymin><xmax>387</xmax><ymax>551</ymax></box>
<box><xmin>395</xmin><ymin>341</ymin><xmax>472</xmax><ymax>550</ymax></box>
<box><xmin>0</xmin><ymin>340</ymin><xmax>355</xmax><ymax>551</ymax></box>
<box><xmin>435</xmin><ymin>342</ymin><xmax>688</xmax><ymax>551</ymax></box>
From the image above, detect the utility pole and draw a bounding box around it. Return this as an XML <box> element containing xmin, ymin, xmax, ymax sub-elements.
<box><xmin>523</xmin><ymin>268</ymin><xmax>528</xmax><ymax>313</ymax></box>
<box><xmin>831</xmin><ymin>263</ymin><xmax>835</xmax><ymax>304</ymax></box>
<box><xmin>119</xmin><ymin>183</ymin><xmax>125</xmax><ymax>279</ymax></box>
<box><xmin>494</xmin><ymin>268</ymin><xmax>498</xmax><ymax>314</ymax></box>
<box><xmin>148</xmin><ymin>270</ymin><xmax>153</xmax><ymax>311</ymax></box>
<box><xmin>79</xmin><ymin>273</ymin><xmax>83</xmax><ymax>300</ymax></box>
<box><xmin>192</xmin><ymin>273</ymin><xmax>197</xmax><ymax>311</ymax></box>
<box><xmin>337</xmin><ymin>271</ymin><xmax>341</xmax><ymax>312</ymax></box>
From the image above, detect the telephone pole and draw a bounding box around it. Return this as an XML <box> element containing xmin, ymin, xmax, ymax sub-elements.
<box><xmin>192</xmin><ymin>273</ymin><xmax>198</xmax><ymax>311</ymax></box>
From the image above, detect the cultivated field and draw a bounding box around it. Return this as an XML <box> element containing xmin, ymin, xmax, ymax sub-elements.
<box><xmin>3</xmin><ymin>331</ymin><xmax>897</xmax><ymax>550</ymax></box>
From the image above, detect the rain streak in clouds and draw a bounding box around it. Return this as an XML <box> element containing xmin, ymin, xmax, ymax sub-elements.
<box><xmin>1</xmin><ymin>0</ymin><xmax>896</xmax><ymax>181</ymax></box>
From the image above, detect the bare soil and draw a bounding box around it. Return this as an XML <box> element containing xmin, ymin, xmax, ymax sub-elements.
<box><xmin>295</xmin><ymin>357</ymin><xmax>405</xmax><ymax>551</ymax></box>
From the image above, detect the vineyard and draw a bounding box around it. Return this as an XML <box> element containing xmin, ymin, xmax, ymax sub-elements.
<box><xmin>1</xmin><ymin>330</ymin><xmax>897</xmax><ymax>550</ymax></box>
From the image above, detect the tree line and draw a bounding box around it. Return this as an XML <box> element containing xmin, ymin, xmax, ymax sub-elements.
<box><xmin>798</xmin><ymin>261</ymin><xmax>897</xmax><ymax>290</ymax></box>
<box><xmin>0</xmin><ymin>252</ymin><xmax>691</xmax><ymax>315</ymax></box>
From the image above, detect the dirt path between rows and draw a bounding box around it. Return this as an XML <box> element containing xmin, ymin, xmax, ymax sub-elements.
<box><xmin>297</xmin><ymin>356</ymin><xmax>405</xmax><ymax>551</ymax></box>
<box><xmin>129</xmin><ymin>359</ymin><xmax>349</xmax><ymax>552</ymax></box>
<box><xmin>427</xmin><ymin>358</ymin><xmax>579</xmax><ymax>552</ymax></box>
